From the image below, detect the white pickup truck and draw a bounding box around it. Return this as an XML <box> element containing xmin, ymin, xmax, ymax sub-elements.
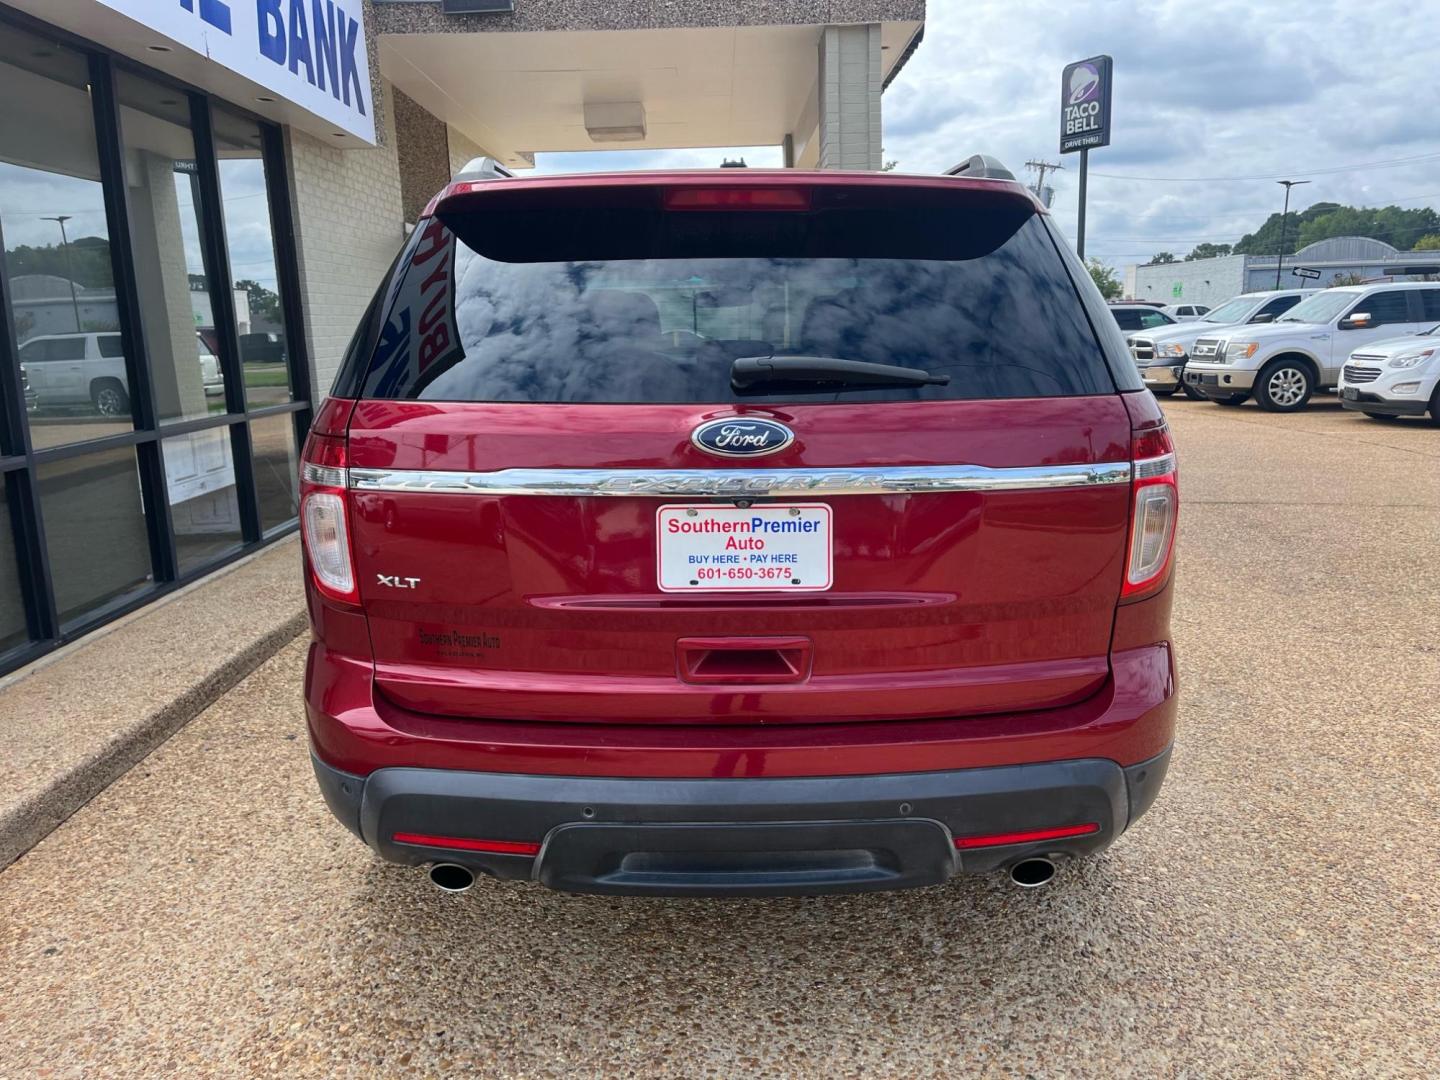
<box><xmin>1183</xmin><ymin>282</ymin><xmax>1440</xmax><ymax>411</ymax></box>
<box><xmin>18</xmin><ymin>331</ymin><xmax>221</xmax><ymax>415</ymax></box>
<box><xmin>1129</xmin><ymin>290</ymin><xmax>1308</xmax><ymax>398</ymax></box>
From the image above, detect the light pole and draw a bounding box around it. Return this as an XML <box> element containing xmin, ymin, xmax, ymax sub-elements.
<box><xmin>41</xmin><ymin>214</ymin><xmax>83</xmax><ymax>332</ymax></box>
<box><xmin>1273</xmin><ymin>180</ymin><xmax>1311</xmax><ymax>290</ymax></box>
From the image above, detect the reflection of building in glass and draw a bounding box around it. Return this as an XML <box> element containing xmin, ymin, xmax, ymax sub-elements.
<box><xmin>8</xmin><ymin>275</ymin><xmax>119</xmax><ymax>339</ymax></box>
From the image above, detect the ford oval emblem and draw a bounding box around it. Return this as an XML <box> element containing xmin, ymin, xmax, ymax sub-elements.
<box><xmin>691</xmin><ymin>417</ymin><xmax>795</xmax><ymax>458</ymax></box>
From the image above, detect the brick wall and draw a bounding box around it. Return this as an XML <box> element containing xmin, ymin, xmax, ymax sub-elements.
<box><xmin>818</xmin><ymin>24</ymin><xmax>881</xmax><ymax>171</ymax></box>
<box><xmin>284</xmin><ymin>79</ymin><xmax>406</xmax><ymax>398</ymax></box>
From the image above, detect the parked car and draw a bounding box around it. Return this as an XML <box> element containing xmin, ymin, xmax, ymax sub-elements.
<box><xmin>239</xmin><ymin>331</ymin><xmax>286</xmax><ymax>365</ymax></box>
<box><xmin>1161</xmin><ymin>303</ymin><xmax>1210</xmax><ymax>321</ymax></box>
<box><xmin>197</xmin><ymin>336</ymin><xmax>223</xmax><ymax>397</ymax></box>
<box><xmin>18</xmin><ymin>331</ymin><xmax>221</xmax><ymax>415</ymax></box>
<box><xmin>1184</xmin><ymin>282</ymin><xmax>1440</xmax><ymax>411</ymax></box>
<box><xmin>1337</xmin><ymin>324</ymin><xmax>1440</xmax><ymax>423</ymax></box>
<box><xmin>301</xmin><ymin>160</ymin><xmax>1179</xmax><ymax>897</ymax></box>
<box><xmin>1109</xmin><ymin>303</ymin><xmax>1178</xmax><ymax>333</ymax></box>
<box><xmin>1129</xmin><ymin>290</ymin><xmax>1308</xmax><ymax>398</ymax></box>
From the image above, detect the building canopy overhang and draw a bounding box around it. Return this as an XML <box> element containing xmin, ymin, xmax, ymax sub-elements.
<box><xmin>374</xmin><ymin>5</ymin><xmax>923</xmax><ymax>168</ymax></box>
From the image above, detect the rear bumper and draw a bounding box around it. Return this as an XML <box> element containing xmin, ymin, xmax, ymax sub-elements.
<box><xmin>312</xmin><ymin>747</ymin><xmax>1172</xmax><ymax>895</ymax></box>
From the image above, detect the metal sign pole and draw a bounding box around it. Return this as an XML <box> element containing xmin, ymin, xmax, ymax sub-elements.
<box><xmin>1060</xmin><ymin>56</ymin><xmax>1110</xmax><ymax>263</ymax></box>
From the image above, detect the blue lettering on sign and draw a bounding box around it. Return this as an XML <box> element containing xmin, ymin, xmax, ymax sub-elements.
<box><xmin>311</xmin><ymin>0</ymin><xmax>340</xmax><ymax>95</ymax></box>
<box><xmin>287</xmin><ymin>0</ymin><xmax>316</xmax><ymax>85</ymax></box>
<box><xmin>254</xmin><ymin>0</ymin><xmax>367</xmax><ymax>116</ymax></box>
<box><xmin>180</xmin><ymin>0</ymin><xmax>233</xmax><ymax>34</ymax></box>
<box><xmin>257</xmin><ymin>0</ymin><xmax>285</xmax><ymax>62</ymax></box>
<box><xmin>338</xmin><ymin>7</ymin><xmax>366</xmax><ymax>115</ymax></box>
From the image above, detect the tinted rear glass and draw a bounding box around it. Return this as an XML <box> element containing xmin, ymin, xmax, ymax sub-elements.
<box><xmin>358</xmin><ymin>188</ymin><xmax>1112</xmax><ymax>404</ymax></box>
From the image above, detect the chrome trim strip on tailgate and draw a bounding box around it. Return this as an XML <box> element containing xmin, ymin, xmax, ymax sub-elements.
<box><xmin>347</xmin><ymin>462</ymin><xmax>1133</xmax><ymax>497</ymax></box>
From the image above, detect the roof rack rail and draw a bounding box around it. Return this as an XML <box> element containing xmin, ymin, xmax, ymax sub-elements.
<box><xmin>453</xmin><ymin>156</ymin><xmax>515</xmax><ymax>183</ymax></box>
<box><xmin>944</xmin><ymin>155</ymin><xmax>1016</xmax><ymax>181</ymax></box>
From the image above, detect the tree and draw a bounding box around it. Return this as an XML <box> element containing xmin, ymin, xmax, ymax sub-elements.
<box><xmin>1204</xmin><ymin>201</ymin><xmax>1440</xmax><ymax>258</ymax></box>
<box><xmin>1148</xmin><ymin>252</ymin><xmax>1177</xmax><ymax>265</ymax></box>
<box><xmin>6</xmin><ymin>238</ymin><xmax>114</xmax><ymax>289</ymax></box>
<box><xmin>1086</xmin><ymin>258</ymin><xmax>1122</xmax><ymax>300</ymax></box>
<box><xmin>1233</xmin><ymin>202</ymin><xmax>1342</xmax><ymax>256</ymax></box>
<box><xmin>1300</xmin><ymin>205</ymin><xmax>1440</xmax><ymax>250</ymax></box>
<box><xmin>1185</xmin><ymin>242</ymin><xmax>1233</xmax><ymax>261</ymax></box>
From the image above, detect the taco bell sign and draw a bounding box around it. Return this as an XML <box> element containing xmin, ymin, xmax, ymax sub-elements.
<box><xmin>89</xmin><ymin>0</ymin><xmax>375</xmax><ymax>144</ymax></box>
<box><xmin>1060</xmin><ymin>55</ymin><xmax>1113</xmax><ymax>154</ymax></box>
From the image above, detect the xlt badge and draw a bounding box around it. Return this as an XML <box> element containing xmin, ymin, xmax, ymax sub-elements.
<box><xmin>377</xmin><ymin>574</ymin><xmax>422</xmax><ymax>589</ymax></box>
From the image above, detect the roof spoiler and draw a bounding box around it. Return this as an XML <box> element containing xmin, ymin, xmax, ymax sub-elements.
<box><xmin>453</xmin><ymin>156</ymin><xmax>515</xmax><ymax>183</ymax></box>
<box><xmin>944</xmin><ymin>155</ymin><xmax>1016</xmax><ymax>182</ymax></box>
<box><xmin>424</xmin><ymin>157</ymin><xmax>515</xmax><ymax>218</ymax></box>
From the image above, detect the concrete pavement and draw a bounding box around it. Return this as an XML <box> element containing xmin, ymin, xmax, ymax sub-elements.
<box><xmin>0</xmin><ymin>395</ymin><xmax>1436</xmax><ymax>1078</ymax></box>
<box><xmin>0</xmin><ymin>536</ymin><xmax>305</xmax><ymax>869</ymax></box>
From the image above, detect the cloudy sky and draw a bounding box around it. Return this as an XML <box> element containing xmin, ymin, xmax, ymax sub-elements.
<box><xmin>532</xmin><ymin>0</ymin><xmax>1440</xmax><ymax>271</ymax></box>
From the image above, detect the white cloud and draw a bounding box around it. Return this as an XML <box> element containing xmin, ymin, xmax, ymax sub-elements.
<box><xmin>878</xmin><ymin>0</ymin><xmax>1440</xmax><ymax>268</ymax></box>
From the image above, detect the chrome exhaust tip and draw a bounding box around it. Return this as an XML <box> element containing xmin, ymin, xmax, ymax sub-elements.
<box><xmin>1008</xmin><ymin>857</ymin><xmax>1057</xmax><ymax>889</ymax></box>
<box><xmin>428</xmin><ymin>863</ymin><xmax>476</xmax><ymax>893</ymax></box>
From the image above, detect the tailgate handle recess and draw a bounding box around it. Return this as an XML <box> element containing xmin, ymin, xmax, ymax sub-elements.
<box><xmin>677</xmin><ymin>636</ymin><xmax>813</xmax><ymax>685</ymax></box>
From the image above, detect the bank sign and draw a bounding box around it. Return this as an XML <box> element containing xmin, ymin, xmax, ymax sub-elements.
<box><xmin>94</xmin><ymin>0</ymin><xmax>375</xmax><ymax>144</ymax></box>
<box><xmin>1060</xmin><ymin>55</ymin><xmax>1112</xmax><ymax>154</ymax></box>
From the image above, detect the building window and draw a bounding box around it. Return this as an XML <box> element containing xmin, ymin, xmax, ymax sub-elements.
<box><xmin>0</xmin><ymin>26</ymin><xmax>127</xmax><ymax>451</ymax></box>
<box><xmin>36</xmin><ymin>447</ymin><xmax>154</xmax><ymax>626</ymax></box>
<box><xmin>0</xmin><ymin>477</ymin><xmax>27</xmax><ymax>654</ymax></box>
<box><xmin>0</xmin><ymin>15</ymin><xmax>311</xmax><ymax>675</ymax></box>
<box><xmin>214</xmin><ymin>108</ymin><xmax>295</xmax><ymax>411</ymax></box>
<box><xmin>162</xmin><ymin>428</ymin><xmax>244</xmax><ymax>575</ymax></box>
<box><xmin>250</xmin><ymin>412</ymin><xmax>301</xmax><ymax>534</ymax></box>
<box><xmin>116</xmin><ymin>69</ymin><xmax>230</xmax><ymax>426</ymax></box>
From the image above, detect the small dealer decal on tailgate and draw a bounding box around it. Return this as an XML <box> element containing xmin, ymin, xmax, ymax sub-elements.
<box><xmin>418</xmin><ymin>629</ymin><xmax>502</xmax><ymax>660</ymax></box>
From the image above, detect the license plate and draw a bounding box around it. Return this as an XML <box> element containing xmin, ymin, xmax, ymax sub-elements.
<box><xmin>657</xmin><ymin>504</ymin><xmax>833</xmax><ymax>592</ymax></box>
<box><xmin>1342</xmin><ymin>387</ymin><xmax>1359</xmax><ymax>400</ymax></box>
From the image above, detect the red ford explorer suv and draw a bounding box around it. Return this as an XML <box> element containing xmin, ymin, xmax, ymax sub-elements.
<box><xmin>302</xmin><ymin>157</ymin><xmax>1178</xmax><ymax>896</ymax></box>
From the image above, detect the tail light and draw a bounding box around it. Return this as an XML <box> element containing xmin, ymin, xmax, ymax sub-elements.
<box><xmin>1123</xmin><ymin>421</ymin><xmax>1179</xmax><ymax>601</ymax></box>
<box><xmin>300</xmin><ymin>430</ymin><xmax>358</xmax><ymax>605</ymax></box>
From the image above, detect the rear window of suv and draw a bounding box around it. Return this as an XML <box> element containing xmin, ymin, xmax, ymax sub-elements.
<box><xmin>357</xmin><ymin>184</ymin><xmax>1114</xmax><ymax>405</ymax></box>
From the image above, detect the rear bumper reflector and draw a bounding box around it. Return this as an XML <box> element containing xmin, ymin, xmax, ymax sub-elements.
<box><xmin>952</xmin><ymin>822</ymin><xmax>1100</xmax><ymax>849</ymax></box>
<box><xmin>392</xmin><ymin>832</ymin><xmax>541</xmax><ymax>856</ymax></box>
<box><xmin>345</xmin><ymin>462</ymin><xmax>1133</xmax><ymax>498</ymax></box>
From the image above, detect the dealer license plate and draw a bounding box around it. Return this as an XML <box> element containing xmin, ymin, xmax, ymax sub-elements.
<box><xmin>657</xmin><ymin>504</ymin><xmax>833</xmax><ymax>592</ymax></box>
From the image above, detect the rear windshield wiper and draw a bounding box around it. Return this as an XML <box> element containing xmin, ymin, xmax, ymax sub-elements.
<box><xmin>731</xmin><ymin>355</ymin><xmax>950</xmax><ymax>393</ymax></box>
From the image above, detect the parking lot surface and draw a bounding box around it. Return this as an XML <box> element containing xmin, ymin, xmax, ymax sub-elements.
<box><xmin>1</xmin><ymin>396</ymin><xmax>1437</xmax><ymax>1079</ymax></box>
